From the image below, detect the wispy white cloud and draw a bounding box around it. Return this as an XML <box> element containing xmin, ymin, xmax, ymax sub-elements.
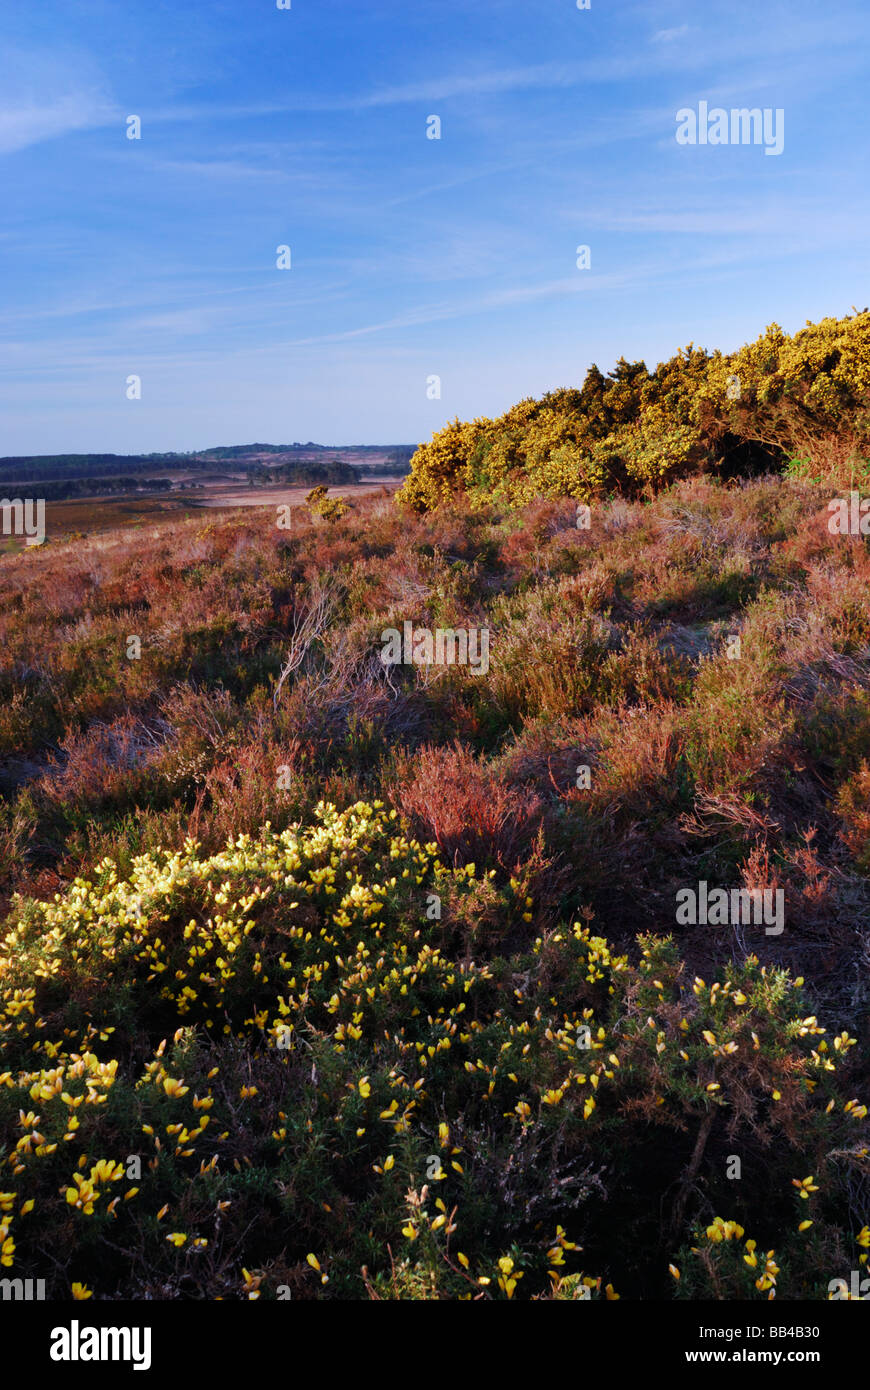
<box><xmin>0</xmin><ymin>91</ymin><xmax>118</xmax><ymax>155</ymax></box>
<box><xmin>127</xmin><ymin>309</ymin><xmax>216</xmax><ymax>336</ymax></box>
<box><xmin>147</xmin><ymin>157</ymin><xmax>294</xmax><ymax>181</ymax></box>
<box><xmin>264</xmin><ymin>271</ymin><xmax>651</xmax><ymax>350</ymax></box>
<box><xmin>0</xmin><ymin>43</ymin><xmax>121</xmax><ymax>154</ymax></box>
<box><xmin>142</xmin><ymin>54</ymin><xmax>678</xmax><ymax>126</ymax></box>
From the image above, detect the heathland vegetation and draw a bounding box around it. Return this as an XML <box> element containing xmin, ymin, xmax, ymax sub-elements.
<box><xmin>0</xmin><ymin>313</ymin><xmax>868</xmax><ymax>1300</ymax></box>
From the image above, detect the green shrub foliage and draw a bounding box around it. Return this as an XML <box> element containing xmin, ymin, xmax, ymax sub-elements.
<box><xmin>399</xmin><ymin>312</ymin><xmax>870</xmax><ymax>510</ymax></box>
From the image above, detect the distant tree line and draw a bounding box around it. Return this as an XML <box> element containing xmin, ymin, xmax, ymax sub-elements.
<box><xmin>0</xmin><ymin>443</ymin><xmax>416</xmax><ymax>483</ymax></box>
<box><xmin>0</xmin><ymin>454</ymin><xmax>205</xmax><ymax>483</ymax></box>
<box><xmin>248</xmin><ymin>459</ymin><xmax>361</xmax><ymax>486</ymax></box>
<box><xmin>0</xmin><ymin>476</ymin><xmax>176</xmax><ymax>501</ymax></box>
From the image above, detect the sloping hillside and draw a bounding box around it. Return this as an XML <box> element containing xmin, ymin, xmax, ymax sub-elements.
<box><xmin>1</xmin><ymin>467</ymin><xmax>868</xmax><ymax>1299</ymax></box>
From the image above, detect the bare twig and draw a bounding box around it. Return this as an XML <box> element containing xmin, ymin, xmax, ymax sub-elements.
<box><xmin>273</xmin><ymin>575</ymin><xmax>340</xmax><ymax>709</ymax></box>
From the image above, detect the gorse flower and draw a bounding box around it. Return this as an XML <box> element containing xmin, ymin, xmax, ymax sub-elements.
<box><xmin>0</xmin><ymin>799</ymin><xmax>866</xmax><ymax>1300</ymax></box>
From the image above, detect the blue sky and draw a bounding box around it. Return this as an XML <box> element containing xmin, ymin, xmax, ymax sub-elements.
<box><xmin>2</xmin><ymin>0</ymin><xmax>869</xmax><ymax>454</ymax></box>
